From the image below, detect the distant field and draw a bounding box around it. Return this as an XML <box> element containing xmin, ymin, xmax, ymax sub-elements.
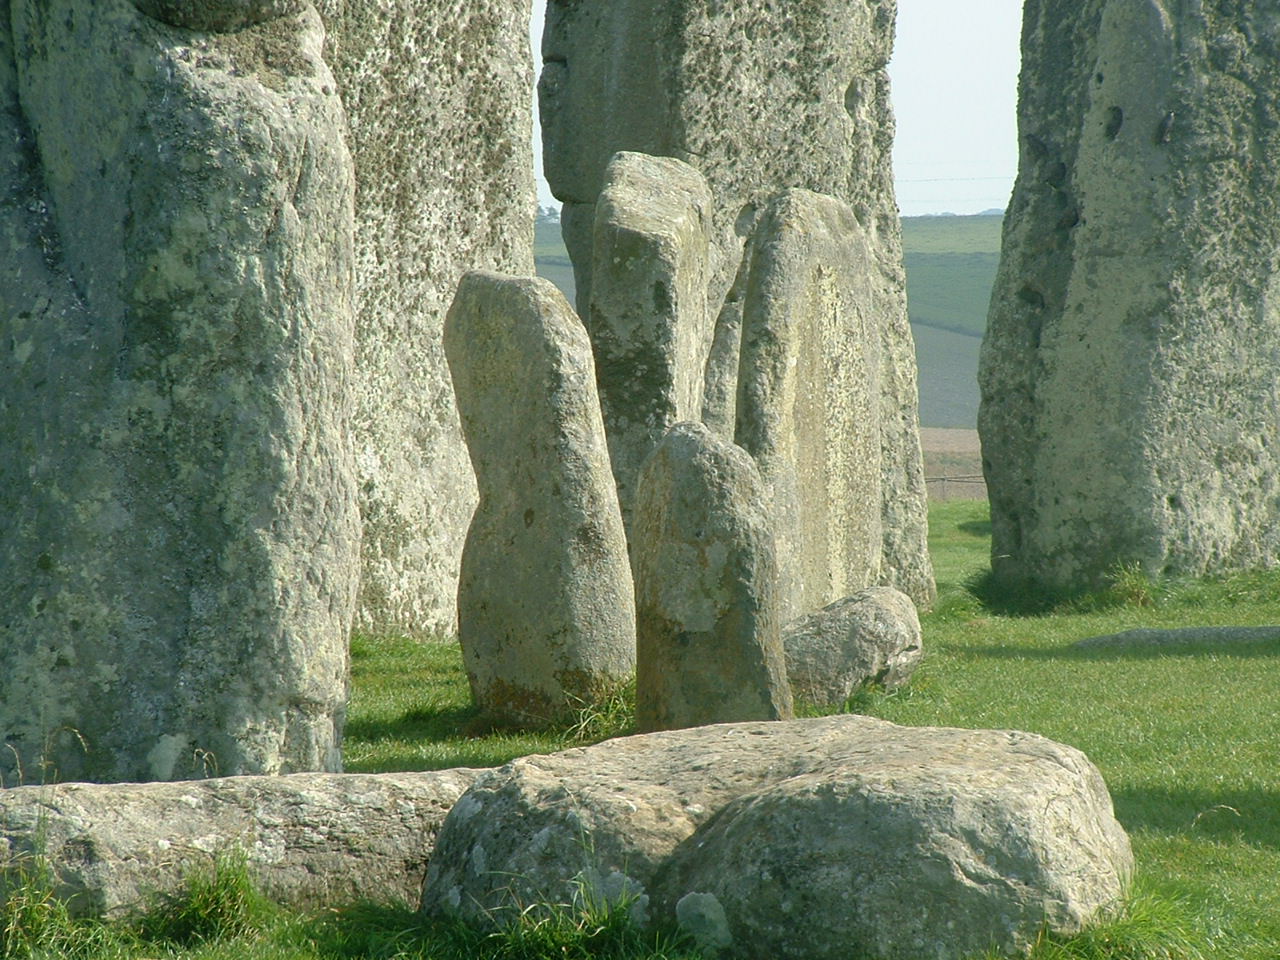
<box><xmin>533</xmin><ymin>212</ymin><xmax>1001</xmax><ymax>429</ymax></box>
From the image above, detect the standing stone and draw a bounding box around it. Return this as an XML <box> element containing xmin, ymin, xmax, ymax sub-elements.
<box><xmin>981</xmin><ymin>1</ymin><xmax>1280</xmax><ymax>592</ymax></box>
<box><xmin>588</xmin><ymin>153</ymin><xmax>714</xmax><ymax>536</ymax></box>
<box><xmin>540</xmin><ymin>0</ymin><xmax>934</xmax><ymax>606</ymax></box>
<box><xmin>316</xmin><ymin>0</ymin><xmax>535</xmax><ymax>635</ymax></box>
<box><xmin>734</xmin><ymin>190</ymin><xmax>884</xmax><ymax>621</ymax></box>
<box><xmin>445</xmin><ymin>273</ymin><xmax>635</xmax><ymax>728</ymax></box>
<box><xmin>632</xmin><ymin>422</ymin><xmax>792</xmax><ymax>733</ymax></box>
<box><xmin>0</xmin><ymin>3</ymin><xmax>359</xmax><ymax>783</ymax></box>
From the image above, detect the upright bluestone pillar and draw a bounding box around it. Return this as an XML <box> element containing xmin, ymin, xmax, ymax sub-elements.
<box><xmin>588</xmin><ymin>152</ymin><xmax>714</xmax><ymax>537</ymax></box>
<box><xmin>0</xmin><ymin>1</ymin><xmax>359</xmax><ymax>783</ymax></box>
<box><xmin>445</xmin><ymin>273</ymin><xmax>636</xmax><ymax>729</ymax></box>
<box><xmin>318</xmin><ymin>0</ymin><xmax>536</xmax><ymax>634</ymax></box>
<box><xmin>980</xmin><ymin>0</ymin><xmax>1280</xmax><ymax>591</ymax></box>
<box><xmin>734</xmin><ymin>190</ymin><xmax>886</xmax><ymax>621</ymax></box>
<box><xmin>540</xmin><ymin>0</ymin><xmax>934</xmax><ymax>605</ymax></box>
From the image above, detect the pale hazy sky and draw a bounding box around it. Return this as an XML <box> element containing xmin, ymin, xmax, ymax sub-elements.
<box><xmin>530</xmin><ymin>0</ymin><xmax>1024</xmax><ymax>217</ymax></box>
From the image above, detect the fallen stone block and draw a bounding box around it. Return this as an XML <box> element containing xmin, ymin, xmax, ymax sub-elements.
<box><xmin>0</xmin><ymin>770</ymin><xmax>482</xmax><ymax>919</ymax></box>
<box><xmin>420</xmin><ymin>715</ymin><xmax>1133</xmax><ymax>960</ymax></box>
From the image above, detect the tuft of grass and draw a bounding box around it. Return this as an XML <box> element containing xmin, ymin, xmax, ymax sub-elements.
<box><xmin>135</xmin><ymin>849</ymin><xmax>277</xmax><ymax>947</ymax></box>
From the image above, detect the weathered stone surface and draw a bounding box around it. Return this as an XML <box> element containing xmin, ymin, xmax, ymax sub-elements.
<box><xmin>733</xmin><ymin>191</ymin><xmax>885</xmax><ymax>619</ymax></box>
<box><xmin>539</xmin><ymin>0</ymin><xmax>933</xmax><ymax>608</ymax></box>
<box><xmin>1075</xmin><ymin>625</ymin><xmax>1280</xmax><ymax>650</ymax></box>
<box><xmin>132</xmin><ymin>0</ymin><xmax>304</xmax><ymax>31</ymax></box>
<box><xmin>631</xmin><ymin>422</ymin><xmax>792</xmax><ymax>732</ymax></box>
<box><xmin>445</xmin><ymin>272</ymin><xmax>635</xmax><ymax>727</ymax></box>
<box><xmin>588</xmin><ymin>153</ymin><xmax>714</xmax><ymax>535</ymax></box>
<box><xmin>420</xmin><ymin>716</ymin><xmax>1133</xmax><ymax>960</ymax></box>
<box><xmin>980</xmin><ymin>0</ymin><xmax>1280</xmax><ymax>592</ymax></box>
<box><xmin>0</xmin><ymin>770</ymin><xmax>482</xmax><ymax>918</ymax></box>
<box><xmin>317</xmin><ymin>0</ymin><xmax>535</xmax><ymax>635</ymax></box>
<box><xmin>0</xmin><ymin>3</ymin><xmax>358</xmax><ymax>783</ymax></box>
<box><xmin>784</xmin><ymin>587</ymin><xmax>922</xmax><ymax>707</ymax></box>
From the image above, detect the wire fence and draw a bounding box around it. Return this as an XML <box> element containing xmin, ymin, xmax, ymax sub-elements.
<box><xmin>924</xmin><ymin>474</ymin><xmax>987</xmax><ymax>501</ymax></box>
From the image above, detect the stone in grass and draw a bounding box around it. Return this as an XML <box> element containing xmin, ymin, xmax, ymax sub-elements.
<box><xmin>0</xmin><ymin>770</ymin><xmax>481</xmax><ymax>918</ymax></box>
<box><xmin>419</xmin><ymin>715</ymin><xmax>1134</xmax><ymax>960</ymax></box>
<box><xmin>784</xmin><ymin>586</ymin><xmax>922</xmax><ymax>707</ymax></box>
<box><xmin>588</xmin><ymin>151</ymin><xmax>714</xmax><ymax>538</ymax></box>
<box><xmin>445</xmin><ymin>272</ymin><xmax>635</xmax><ymax>728</ymax></box>
<box><xmin>631</xmin><ymin>421</ymin><xmax>793</xmax><ymax>733</ymax></box>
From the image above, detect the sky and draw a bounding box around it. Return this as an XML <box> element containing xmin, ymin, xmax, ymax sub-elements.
<box><xmin>530</xmin><ymin>0</ymin><xmax>1024</xmax><ymax>217</ymax></box>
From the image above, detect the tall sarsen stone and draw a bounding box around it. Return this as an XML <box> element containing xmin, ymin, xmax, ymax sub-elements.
<box><xmin>980</xmin><ymin>0</ymin><xmax>1280</xmax><ymax>591</ymax></box>
<box><xmin>539</xmin><ymin>0</ymin><xmax>934</xmax><ymax>605</ymax></box>
<box><xmin>0</xmin><ymin>2</ymin><xmax>359</xmax><ymax>783</ymax></box>
<box><xmin>317</xmin><ymin>0</ymin><xmax>536</xmax><ymax>635</ymax></box>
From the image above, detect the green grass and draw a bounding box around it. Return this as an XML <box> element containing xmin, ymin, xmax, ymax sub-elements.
<box><xmin>6</xmin><ymin>499</ymin><xmax>1279</xmax><ymax>959</ymax></box>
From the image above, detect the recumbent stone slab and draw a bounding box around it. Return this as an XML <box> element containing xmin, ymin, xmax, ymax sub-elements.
<box><xmin>445</xmin><ymin>272</ymin><xmax>635</xmax><ymax>728</ymax></box>
<box><xmin>980</xmin><ymin>0</ymin><xmax>1280</xmax><ymax>592</ymax></box>
<box><xmin>420</xmin><ymin>715</ymin><xmax>1134</xmax><ymax>960</ymax></box>
<box><xmin>0</xmin><ymin>769</ymin><xmax>482</xmax><ymax>918</ymax></box>
<box><xmin>631</xmin><ymin>421</ymin><xmax>792</xmax><ymax>733</ymax></box>
<box><xmin>0</xmin><ymin>2</ymin><xmax>358</xmax><ymax>783</ymax></box>
<box><xmin>588</xmin><ymin>152</ymin><xmax>714</xmax><ymax>537</ymax></box>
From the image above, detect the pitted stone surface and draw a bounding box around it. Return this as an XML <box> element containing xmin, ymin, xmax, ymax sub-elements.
<box><xmin>0</xmin><ymin>3</ymin><xmax>358</xmax><ymax>783</ymax></box>
<box><xmin>420</xmin><ymin>715</ymin><xmax>1133</xmax><ymax>960</ymax></box>
<box><xmin>0</xmin><ymin>770</ymin><xmax>482</xmax><ymax>918</ymax></box>
<box><xmin>131</xmin><ymin>0</ymin><xmax>305</xmax><ymax>30</ymax></box>
<box><xmin>588</xmin><ymin>153</ymin><xmax>713</xmax><ymax>536</ymax></box>
<box><xmin>631</xmin><ymin>422</ymin><xmax>792</xmax><ymax>733</ymax></box>
<box><xmin>539</xmin><ymin>0</ymin><xmax>932</xmax><ymax>608</ymax></box>
<box><xmin>784</xmin><ymin>586</ymin><xmax>922</xmax><ymax>707</ymax></box>
<box><xmin>980</xmin><ymin>0</ymin><xmax>1280</xmax><ymax>591</ymax></box>
<box><xmin>733</xmin><ymin>191</ymin><xmax>884</xmax><ymax>620</ymax></box>
<box><xmin>445</xmin><ymin>272</ymin><xmax>635</xmax><ymax>728</ymax></box>
<box><xmin>317</xmin><ymin>0</ymin><xmax>535</xmax><ymax>635</ymax></box>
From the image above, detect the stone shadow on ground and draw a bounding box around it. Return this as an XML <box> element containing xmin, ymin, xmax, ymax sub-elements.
<box><xmin>1110</xmin><ymin>785</ymin><xmax>1280</xmax><ymax>851</ymax></box>
<box><xmin>963</xmin><ymin>638</ymin><xmax>1280</xmax><ymax>662</ymax></box>
<box><xmin>956</xmin><ymin>518</ymin><xmax>992</xmax><ymax>537</ymax></box>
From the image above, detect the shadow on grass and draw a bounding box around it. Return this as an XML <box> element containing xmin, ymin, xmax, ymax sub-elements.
<box><xmin>344</xmin><ymin>704</ymin><xmax>480</xmax><ymax>744</ymax></box>
<box><xmin>963</xmin><ymin>638</ymin><xmax>1280</xmax><ymax>662</ymax></box>
<box><xmin>956</xmin><ymin>518</ymin><xmax>992</xmax><ymax>537</ymax></box>
<box><xmin>1111</xmin><ymin>785</ymin><xmax>1280</xmax><ymax>850</ymax></box>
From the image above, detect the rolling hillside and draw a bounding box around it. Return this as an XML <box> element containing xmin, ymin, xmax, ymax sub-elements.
<box><xmin>533</xmin><ymin>212</ymin><xmax>1001</xmax><ymax>430</ymax></box>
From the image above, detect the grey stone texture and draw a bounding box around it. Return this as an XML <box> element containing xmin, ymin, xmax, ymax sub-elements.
<box><xmin>539</xmin><ymin>0</ymin><xmax>933</xmax><ymax>609</ymax></box>
<box><xmin>631</xmin><ymin>422</ymin><xmax>793</xmax><ymax>733</ymax></box>
<box><xmin>133</xmin><ymin>0</ymin><xmax>305</xmax><ymax>30</ymax></box>
<box><xmin>980</xmin><ymin>0</ymin><xmax>1280</xmax><ymax>592</ymax></box>
<box><xmin>588</xmin><ymin>153</ymin><xmax>714</xmax><ymax>535</ymax></box>
<box><xmin>783</xmin><ymin>586</ymin><xmax>922</xmax><ymax>707</ymax></box>
<box><xmin>317</xmin><ymin>0</ymin><xmax>535</xmax><ymax>635</ymax></box>
<box><xmin>445</xmin><ymin>272</ymin><xmax>636</xmax><ymax>728</ymax></box>
<box><xmin>734</xmin><ymin>190</ymin><xmax>933</xmax><ymax>618</ymax></box>
<box><xmin>0</xmin><ymin>2</ymin><xmax>359</xmax><ymax>783</ymax></box>
<box><xmin>0</xmin><ymin>770</ymin><xmax>482</xmax><ymax>918</ymax></box>
<box><xmin>420</xmin><ymin>716</ymin><xmax>1133</xmax><ymax>960</ymax></box>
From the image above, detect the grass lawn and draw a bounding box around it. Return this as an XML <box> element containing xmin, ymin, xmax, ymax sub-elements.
<box><xmin>6</xmin><ymin>500</ymin><xmax>1278</xmax><ymax>959</ymax></box>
